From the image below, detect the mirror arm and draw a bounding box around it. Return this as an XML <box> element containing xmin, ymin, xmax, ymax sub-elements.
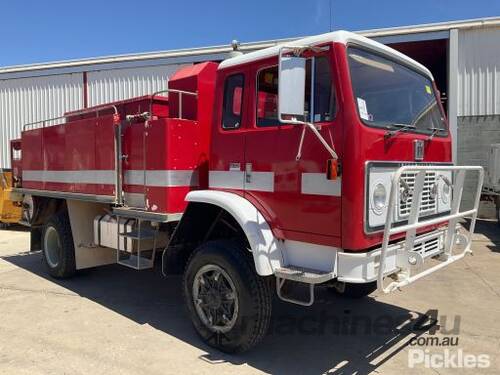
<box><xmin>278</xmin><ymin>44</ymin><xmax>337</xmax><ymax>161</ymax></box>
<box><xmin>296</xmin><ymin>126</ymin><xmax>307</xmax><ymax>161</ymax></box>
<box><xmin>304</xmin><ymin>121</ymin><xmax>338</xmax><ymax>160</ymax></box>
<box><xmin>295</xmin><ymin>121</ymin><xmax>338</xmax><ymax>161</ymax></box>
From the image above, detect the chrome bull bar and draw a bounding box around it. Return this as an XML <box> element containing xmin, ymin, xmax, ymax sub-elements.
<box><xmin>377</xmin><ymin>165</ymin><xmax>484</xmax><ymax>294</ymax></box>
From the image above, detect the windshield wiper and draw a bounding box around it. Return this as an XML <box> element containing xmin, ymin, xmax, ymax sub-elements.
<box><xmin>426</xmin><ymin>126</ymin><xmax>444</xmax><ymax>140</ymax></box>
<box><xmin>384</xmin><ymin>123</ymin><xmax>416</xmax><ymax>139</ymax></box>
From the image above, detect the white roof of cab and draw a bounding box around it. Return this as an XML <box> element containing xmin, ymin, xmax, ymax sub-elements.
<box><xmin>218</xmin><ymin>30</ymin><xmax>433</xmax><ymax>79</ymax></box>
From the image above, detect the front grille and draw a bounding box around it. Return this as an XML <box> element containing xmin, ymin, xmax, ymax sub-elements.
<box><xmin>413</xmin><ymin>236</ymin><xmax>441</xmax><ymax>258</ymax></box>
<box><xmin>399</xmin><ymin>171</ymin><xmax>437</xmax><ymax>218</ymax></box>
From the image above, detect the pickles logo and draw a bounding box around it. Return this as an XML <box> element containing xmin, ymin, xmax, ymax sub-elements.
<box><xmin>409</xmin><ymin>349</ymin><xmax>490</xmax><ymax>369</ymax></box>
<box><xmin>408</xmin><ymin>309</ymin><xmax>490</xmax><ymax>369</ymax></box>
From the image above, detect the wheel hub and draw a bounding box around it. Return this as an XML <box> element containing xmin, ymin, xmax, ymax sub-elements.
<box><xmin>44</xmin><ymin>226</ymin><xmax>61</xmax><ymax>268</ymax></box>
<box><xmin>205</xmin><ymin>290</ymin><xmax>222</xmax><ymax>309</ymax></box>
<box><xmin>192</xmin><ymin>264</ymin><xmax>239</xmax><ymax>333</ymax></box>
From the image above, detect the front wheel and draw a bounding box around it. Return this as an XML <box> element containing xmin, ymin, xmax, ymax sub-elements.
<box><xmin>183</xmin><ymin>240</ymin><xmax>272</xmax><ymax>353</ymax></box>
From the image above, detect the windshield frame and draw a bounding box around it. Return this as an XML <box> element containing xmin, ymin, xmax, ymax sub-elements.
<box><xmin>346</xmin><ymin>43</ymin><xmax>449</xmax><ymax>137</ymax></box>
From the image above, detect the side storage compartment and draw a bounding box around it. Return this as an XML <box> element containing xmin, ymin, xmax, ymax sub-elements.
<box><xmin>93</xmin><ymin>212</ymin><xmax>169</xmax><ymax>270</ymax></box>
<box><xmin>93</xmin><ymin>214</ymin><xmax>165</xmax><ymax>252</ymax></box>
<box><xmin>93</xmin><ymin>214</ymin><xmax>135</xmax><ymax>251</ymax></box>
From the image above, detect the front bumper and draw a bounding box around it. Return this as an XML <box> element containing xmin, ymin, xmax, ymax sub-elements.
<box><xmin>355</xmin><ymin>165</ymin><xmax>483</xmax><ymax>293</ymax></box>
<box><xmin>337</xmin><ymin>228</ymin><xmax>447</xmax><ymax>284</ymax></box>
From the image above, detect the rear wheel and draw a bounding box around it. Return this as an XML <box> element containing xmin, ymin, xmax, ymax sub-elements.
<box><xmin>42</xmin><ymin>211</ymin><xmax>76</xmax><ymax>278</ymax></box>
<box><xmin>183</xmin><ymin>240</ymin><xmax>272</xmax><ymax>353</ymax></box>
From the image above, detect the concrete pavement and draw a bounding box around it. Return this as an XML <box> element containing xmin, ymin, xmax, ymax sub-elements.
<box><xmin>0</xmin><ymin>222</ymin><xmax>499</xmax><ymax>374</ymax></box>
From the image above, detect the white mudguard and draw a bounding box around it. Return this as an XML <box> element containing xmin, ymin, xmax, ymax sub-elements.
<box><xmin>186</xmin><ymin>190</ymin><xmax>283</xmax><ymax>276</ymax></box>
<box><xmin>67</xmin><ymin>200</ymin><xmax>117</xmax><ymax>269</ymax></box>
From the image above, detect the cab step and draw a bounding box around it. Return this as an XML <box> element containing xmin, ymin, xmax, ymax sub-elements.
<box><xmin>275</xmin><ymin>266</ymin><xmax>335</xmax><ymax>307</ymax></box>
<box><xmin>275</xmin><ymin>266</ymin><xmax>335</xmax><ymax>284</ymax></box>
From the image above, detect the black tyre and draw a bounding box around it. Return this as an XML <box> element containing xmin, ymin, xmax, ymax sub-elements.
<box><xmin>330</xmin><ymin>281</ymin><xmax>377</xmax><ymax>299</ymax></box>
<box><xmin>183</xmin><ymin>240</ymin><xmax>272</xmax><ymax>353</ymax></box>
<box><xmin>42</xmin><ymin>211</ymin><xmax>76</xmax><ymax>278</ymax></box>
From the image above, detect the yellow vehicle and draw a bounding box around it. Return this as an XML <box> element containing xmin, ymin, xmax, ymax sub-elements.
<box><xmin>0</xmin><ymin>169</ymin><xmax>22</xmax><ymax>228</ymax></box>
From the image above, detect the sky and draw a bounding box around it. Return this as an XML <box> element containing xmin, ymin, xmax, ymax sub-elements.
<box><xmin>1</xmin><ymin>0</ymin><xmax>500</xmax><ymax>67</ymax></box>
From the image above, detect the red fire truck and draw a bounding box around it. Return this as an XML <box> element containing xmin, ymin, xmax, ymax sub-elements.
<box><xmin>9</xmin><ymin>31</ymin><xmax>483</xmax><ymax>353</ymax></box>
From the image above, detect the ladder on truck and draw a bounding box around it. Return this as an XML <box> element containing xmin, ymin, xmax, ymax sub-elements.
<box><xmin>110</xmin><ymin>89</ymin><xmax>197</xmax><ymax>269</ymax></box>
<box><xmin>113</xmin><ymin>208</ymin><xmax>161</xmax><ymax>270</ymax></box>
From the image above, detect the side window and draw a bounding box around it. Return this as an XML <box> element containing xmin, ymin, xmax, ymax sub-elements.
<box><xmin>222</xmin><ymin>74</ymin><xmax>244</xmax><ymax>130</ymax></box>
<box><xmin>256</xmin><ymin>56</ymin><xmax>335</xmax><ymax>127</ymax></box>
<box><xmin>312</xmin><ymin>56</ymin><xmax>335</xmax><ymax>122</ymax></box>
<box><xmin>256</xmin><ymin>66</ymin><xmax>279</xmax><ymax>127</ymax></box>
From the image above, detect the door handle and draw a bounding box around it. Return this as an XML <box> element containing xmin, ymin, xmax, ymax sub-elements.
<box><xmin>245</xmin><ymin>163</ymin><xmax>252</xmax><ymax>183</ymax></box>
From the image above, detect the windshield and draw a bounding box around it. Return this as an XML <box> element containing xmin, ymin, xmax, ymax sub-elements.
<box><xmin>348</xmin><ymin>47</ymin><xmax>447</xmax><ymax>133</ymax></box>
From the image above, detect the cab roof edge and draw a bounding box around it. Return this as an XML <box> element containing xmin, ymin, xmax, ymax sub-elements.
<box><xmin>218</xmin><ymin>30</ymin><xmax>434</xmax><ymax>80</ymax></box>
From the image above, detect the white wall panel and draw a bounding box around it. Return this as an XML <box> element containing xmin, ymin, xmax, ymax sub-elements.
<box><xmin>458</xmin><ymin>27</ymin><xmax>500</xmax><ymax>116</ymax></box>
<box><xmin>0</xmin><ymin>74</ymin><xmax>83</xmax><ymax>167</ymax></box>
<box><xmin>87</xmin><ymin>64</ymin><xmax>188</xmax><ymax>106</ymax></box>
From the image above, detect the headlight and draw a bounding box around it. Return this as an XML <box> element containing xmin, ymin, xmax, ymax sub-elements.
<box><xmin>400</xmin><ymin>186</ymin><xmax>410</xmax><ymax>203</ymax></box>
<box><xmin>441</xmin><ymin>181</ymin><xmax>450</xmax><ymax>203</ymax></box>
<box><xmin>372</xmin><ymin>183</ymin><xmax>387</xmax><ymax>212</ymax></box>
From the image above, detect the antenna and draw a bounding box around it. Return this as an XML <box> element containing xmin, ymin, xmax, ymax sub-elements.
<box><xmin>329</xmin><ymin>0</ymin><xmax>333</xmax><ymax>31</ymax></box>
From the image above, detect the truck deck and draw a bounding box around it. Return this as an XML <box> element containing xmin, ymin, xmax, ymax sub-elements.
<box><xmin>13</xmin><ymin>62</ymin><xmax>218</xmax><ymax>217</ymax></box>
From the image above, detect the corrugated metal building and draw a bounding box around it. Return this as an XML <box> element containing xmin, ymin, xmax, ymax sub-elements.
<box><xmin>1</xmin><ymin>16</ymin><xmax>500</xmax><ymax>214</ymax></box>
<box><xmin>0</xmin><ymin>41</ymin><xmax>279</xmax><ymax>168</ymax></box>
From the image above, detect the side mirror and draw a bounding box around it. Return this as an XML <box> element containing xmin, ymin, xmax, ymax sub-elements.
<box><xmin>278</xmin><ymin>56</ymin><xmax>306</xmax><ymax>122</ymax></box>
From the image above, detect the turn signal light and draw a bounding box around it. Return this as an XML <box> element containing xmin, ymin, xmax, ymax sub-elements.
<box><xmin>326</xmin><ymin>159</ymin><xmax>340</xmax><ymax>180</ymax></box>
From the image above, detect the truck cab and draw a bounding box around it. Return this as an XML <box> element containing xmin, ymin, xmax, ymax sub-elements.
<box><xmin>212</xmin><ymin>31</ymin><xmax>452</xmax><ymax>247</ymax></box>
<box><xmin>181</xmin><ymin>30</ymin><xmax>482</xmax><ymax>348</ymax></box>
<box><xmin>197</xmin><ymin>30</ymin><xmax>480</xmax><ymax>282</ymax></box>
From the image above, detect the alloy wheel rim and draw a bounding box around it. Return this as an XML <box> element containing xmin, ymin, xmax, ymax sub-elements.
<box><xmin>192</xmin><ymin>264</ymin><xmax>239</xmax><ymax>333</ymax></box>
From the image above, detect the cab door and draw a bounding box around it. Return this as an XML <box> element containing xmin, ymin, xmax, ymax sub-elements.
<box><xmin>208</xmin><ymin>68</ymin><xmax>248</xmax><ymax>195</ymax></box>
<box><xmin>243</xmin><ymin>53</ymin><xmax>342</xmax><ymax>246</ymax></box>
